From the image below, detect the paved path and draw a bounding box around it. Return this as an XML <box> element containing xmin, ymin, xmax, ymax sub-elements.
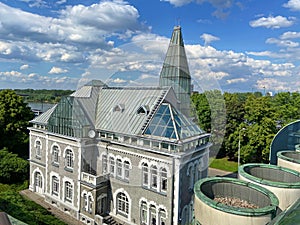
<box><xmin>20</xmin><ymin>189</ymin><xmax>85</xmax><ymax>225</ymax></box>
<box><xmin>208</xmin><ymin>167</ymin><xmax>237</xmax><ymax>178</ymax></box>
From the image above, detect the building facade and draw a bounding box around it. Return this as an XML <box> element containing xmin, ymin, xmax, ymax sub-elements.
<box><xmin>28</xmin><ymin>26</ymin><xmax>210</xmax><ymax>225</ymax></box>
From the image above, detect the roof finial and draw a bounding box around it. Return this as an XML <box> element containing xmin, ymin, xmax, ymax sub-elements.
<box><xmin>176</xmin><ymin>17</ymin><xmax>181</xmax><ymax>27</ymax></box>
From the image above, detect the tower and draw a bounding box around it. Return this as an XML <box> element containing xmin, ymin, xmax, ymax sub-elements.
<box><xmin>159</xmin><ymin>26</ymin><xmax>191</xmax><ymax>118</ymax></box>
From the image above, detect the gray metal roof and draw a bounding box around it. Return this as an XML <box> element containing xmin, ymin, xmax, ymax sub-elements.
<box><xmin>30</xmin><ymin>104</ymin><xmax>57</xmax><ymax>125</ymax></box>
<box><xmin>95</xmin><ymin>87</ymin><xmax>169</xmax><ymax>135</ymax></box>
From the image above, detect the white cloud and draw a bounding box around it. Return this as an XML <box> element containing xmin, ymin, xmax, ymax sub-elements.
<box><xmin>20</xmin><ymin>64</ymin><xmax>29</xmax><ymax>70</ymax></box>
<box><xmin>112</xmin><ymin>78</ymin><xmax>127</xmax><ymax>83</ymax></box>
<box><xmin>0</xmin><ymin>70</ymin><xmax>22</xmax><ymax>77</ymax></box>
<box><xmin>266</xmin><ymin>38</ymin><xmax>299</xmax><ymax>48</ymax></box>
<box><xmin>283</xmin><ymin>0</ymin><xmax>300</xmax><ymax>11</ymax></box>
<box><xmin>249</xmin><ymin>16</ymin><xmax>295</xmax><ymax>29</ymax></box>
<box><xmin>56</xmin><ymin>0</ymin><xmax>67</xmax><ymax>5</ymax></box>
<box><xmin>280</xmin><ymin>31</ymin><xmax>300</xmax><ymax>39</ymax></box>
<box><xmin>227</xmin><ymin>78</ymin><xmax>248</xmax><ymax>84</ymax></box>
<box><xmin>48</xmin><ymin>66</ymin><xmax>68</xmax><ymax>74</ymax></box>
<box><xmin>200</xmin><ymin>33</ymin><xmax>220</xmax><ymax>46</ymax></box>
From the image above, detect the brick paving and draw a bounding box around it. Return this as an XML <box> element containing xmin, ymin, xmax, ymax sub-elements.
<box><xmin>20</xmin><ymin>189</ymin><xmax>85</xmax><ymax>225</ymax></box>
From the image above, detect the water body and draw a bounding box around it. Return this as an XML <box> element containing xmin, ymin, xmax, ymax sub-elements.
<box><xmin>28</xmin><ymin>102</ymin><xmax>55</xmax><ymax>113</ymax></box>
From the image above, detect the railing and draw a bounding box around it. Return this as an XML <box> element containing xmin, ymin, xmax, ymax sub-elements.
<box><xmin>81</xmin><ymin>172</ymin><xmax>109</xmax><ymax>186</ymax></box>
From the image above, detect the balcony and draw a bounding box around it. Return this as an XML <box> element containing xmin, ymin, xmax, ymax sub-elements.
<box><xmin>81</xmin><ymin>172</ymin><xmax>109</xmax><ymax>187</ymax></box>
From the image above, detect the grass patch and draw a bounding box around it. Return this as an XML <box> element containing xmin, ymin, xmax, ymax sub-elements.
<box><xmin>0</xmin><ymin>181</ymin><xmax>66</xmax><ymax>225</ymax></box>
<box><xmin>209</xmin><ymin>157</ymin><xmax>238</xmax><ymax>172</ymax></box>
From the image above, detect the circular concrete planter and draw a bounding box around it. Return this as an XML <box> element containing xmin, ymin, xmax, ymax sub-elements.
<box><xmin>194</xmin><ymin>177</ymin><xmax>278</xmax><ymax>225</ymax></box>
<box><xmin>239</xmin><ymin>163</ymin><xmax>300</xmax><ymax>211</ymax></box>
<box><xmin>277</xmin><ymin>151</ymin><xmax>300</xmax><ymax>172</ymax></box>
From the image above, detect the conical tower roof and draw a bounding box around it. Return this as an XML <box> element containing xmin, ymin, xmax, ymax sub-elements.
<box><xmin>159</xmin><ymin>26</ymin><xmax>191</xmax><ymax>117</ymax></box>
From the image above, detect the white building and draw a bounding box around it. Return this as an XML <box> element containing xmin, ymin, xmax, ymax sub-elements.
<box><xmin>28</xmin><ymin>26</ymin><xmax>210</xmax><ymax>225</ymax></box>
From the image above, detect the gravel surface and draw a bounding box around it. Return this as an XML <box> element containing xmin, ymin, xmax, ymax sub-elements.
<box><xmin>214</xmin><ymin>196</ymin><xmax>259</xmax><ymax>209</ymax></box>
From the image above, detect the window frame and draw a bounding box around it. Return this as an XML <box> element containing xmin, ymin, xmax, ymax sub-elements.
<box><xmin>117</xmin><ymin>192</ymin><xmax>129</xmax><ymax>218</ymax></box>
<box><xmin>65</xmin><ymin>149</ymin><xmax>74</xmax><ymax>169</ymax></box>
<box><xmin>160</xmin><ymin>168</ymin><xmax>168</xmax><ymax>192</ymax></box>
<box><xmin>52</xmin><ymin>176</ymin><xmax>59</xmax><ymax>196</ymax></box>
<box><xmin>35</xmin><ymin>140</ymin><xmax>42</xmax><ymax>158</ymax></box>
<box><xmin>151</xmin><ymin>165</ymin><xmax>158</xmax><ymax>189</ymax></box>
<box><xmin>52</xmin><ymin>145</ymin><xmax>59</xmax><ymax>165</ymax></box>
<box><xmin>65</xmin><ymin>181</ymin><xmax>73</xmax><ymax>203</ymax></box>
<box><xmin>142</xmin><ymin>163</ymin><xmax>149</xmax><ymax>187</ymax></box>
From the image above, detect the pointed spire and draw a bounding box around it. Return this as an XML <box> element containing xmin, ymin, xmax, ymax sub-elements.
<box><xmin>159</xmin><ymin>26</ymin><xmax>191</xmax><ymax>117</ymax></box>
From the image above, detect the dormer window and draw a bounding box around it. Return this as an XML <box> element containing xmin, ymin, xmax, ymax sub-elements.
<box><xmin>113</xmin><ymin>104</ymin><xmax>125</xmax><ymax>112</ymax></box>
<box><xmin>137</xmin><ymin>105</ymin><xmax>149</xmax><ymax>115</ymax></box>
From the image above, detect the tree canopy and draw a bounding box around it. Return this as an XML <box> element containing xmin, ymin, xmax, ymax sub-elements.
<box><xmin>192</xmin><ymin>91</ymin><xmax>300</xmax><ymax>163</ymax></box>
<box><xmin>0</xmin><ymin>89</ymin><xmax>34</xmax><ymax>157</ymax></box>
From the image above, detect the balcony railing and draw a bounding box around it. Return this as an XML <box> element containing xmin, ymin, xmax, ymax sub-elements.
<box><xmin>81</xmin><ymin>172</ymin><xmax>109</xmax><ymax>186</ymax></box>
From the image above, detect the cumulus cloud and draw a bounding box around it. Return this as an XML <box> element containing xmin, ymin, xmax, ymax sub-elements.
<box><xmin>200</xmin><ymin>33</ymin><xmax>220</xmax><ymax>46</ymax></box>
<box><xmin>280</xmin><ymin>31</ymin><xmax>300</xmax><ymax>39</ymax></box>
<box><xmin>20</xmin><ymin>64</ymin><xmax>29</xmax><ymax>70</ymax></box>
<box><xmin>0</xmin><ymin>1</ymin><xmax>147</xmax><ymax>65</ymax></box>
<box><xmin>112</xmin><ymin>78</ymin><xmax>127</xmax><ymax>83</ymax></box>
<box><xmin>48</xmin><ymin>66</ymin><xmax>68</xmax><ymax>74</ymax></box>
<box><xmin>249</xmin><ymin>15</ymin><xmax>295</xmax><ymax>29</ymax></box>
<box><xmin>266</xmin><ymin>38</ymin><xmax>299</xmax><ymax>48</ymax></box>
<box><xmin>283</xmin><ymin>0</ymin><xmax>300</xmax><ymax>11</ymax></box>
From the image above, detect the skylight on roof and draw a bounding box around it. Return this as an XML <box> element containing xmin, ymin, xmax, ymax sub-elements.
<box><xmin>144</xmin><ymin>103</ymin><xmax>203</xmax><ymax>140</ymax></box>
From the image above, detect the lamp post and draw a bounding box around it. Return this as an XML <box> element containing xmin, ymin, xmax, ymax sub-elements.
<box><xmin>238</xmin><ymin>128</ymin><xmax>246</xmax><ymax>169</ymax></box>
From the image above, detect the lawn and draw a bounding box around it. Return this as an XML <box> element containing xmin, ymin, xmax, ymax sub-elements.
<box><xmin>209</xmin><ymin>157</ymin><xmax>238</xmax><ymax>172</ymax></box>
<box><xmin>0</xmin><ymin>181</ymin><xmax>66</xmax><ymax>225</ymax></box>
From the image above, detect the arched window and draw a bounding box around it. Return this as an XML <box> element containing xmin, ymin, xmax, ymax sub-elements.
<box><xmin>142</xmin><ymin>163</ymin><xmax>149</xmax><ymax>186</ymax></box>
<box><xmin>35</xmin><ymin>140</ymin><xmax>42</xmax><ymax>158</ymax></box>
<box><xmin>110</xmin><ymin>157</ymin><xmax>115</xmax><ymax>176</ymax></box>
<box><xmin>52</xmin><ymin>145</ymin><xmax>59</xmax><ymax>164</ymax></box>
<box><xmin>151</xmin><ymin>165</ymin><xmax>158</xmax><ymax>189</ymax></box>
<box><xmin>124</xmin><ymin>161</ymin><xmax>130</xmax><ymax>180</ymax></box>
<box><xmin>52</xmin><ymin>176</ymin><xmax>59</xmax><ymax>196</ymax></box>
<box><xmin>117</xmin><ymin>192</ymin><xmax>129</xmax><ymax>218</ymax></box>
<box><xmin>65</xmin><ymin>181</ymin><xmax>73</xmax><ymax>202</ymax></box>
<box><xmin>102</xmin><ymin>154</ymin><xmax>107</xmax><ymax>173</ymax></box>
<box><xmin>159</xmin><ymin>209</ymin><xmax>166</xmax><ymax>225</ymax></box>
<box><xmin>150</xmin><ymin>205</ymin><xmax>156</xmax><ymax>225</ymax></box>
<box><xmin>83</xmin><ymin>193</ymin><xmax>88</xmax><ymax>211</ymax></box>
<box><xmin>140</xmin><ymin>201</ymin><xmax>148</xmax><ymax>224</ymax></box>
<box><xmin>117</xmin><ymin>158</ymin><xmax>122</xmax><ymax>178</ymax></box>
<box><xmin>160</xmin><ymin>168</ymin><xmax>168</xmax><ymax>192</ymax></box>
<box><xmin>65</xmin><ymin>149</ymin><xmax>74</xmax><ymax>169</ymax></box>
<box><xmin>34</xmin><ymin>171</ymin><xmax>43</xmax><ymax>193</ymax></box>
<box><xmin>88</xmin><ymin>195</ymin><xmax>93</xmax><ymax>213</ymax></box>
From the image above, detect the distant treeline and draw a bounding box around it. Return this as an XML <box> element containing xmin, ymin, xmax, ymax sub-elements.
<box><xmin>14</xmin><ymin>89</ymin><xmax>74</xmax><ymax>103</ymax></box>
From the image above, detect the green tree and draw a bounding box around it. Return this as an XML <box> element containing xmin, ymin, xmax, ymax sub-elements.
<box><xmin>0</xmin><ymin>148</ymin><xmax>29</xmax><ymax>184</ymax></box>
<box><xmin>223</xmin><ymin>92</ymin><xmax>248</xmax><ymax>160</ymax></box>
<box><xmin>0</xmin><ymin>89</ymin><xmax>34</xmax><ymax>157</ymax></box>
<box><xmin>191</xmin><ymin>90</ymin><xmax>226</xmax><ymax>157</ymax></box>
<box><xmin>241</xmin><ymin>95</ymin><xmax>277</xmax><ymax>163</ymax></box>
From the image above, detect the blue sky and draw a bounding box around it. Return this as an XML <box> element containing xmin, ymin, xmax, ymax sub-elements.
<box><xmin>0</xmin><ymin>0</ymin><xmax>300</xmax><ymax>93</ymax></box>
